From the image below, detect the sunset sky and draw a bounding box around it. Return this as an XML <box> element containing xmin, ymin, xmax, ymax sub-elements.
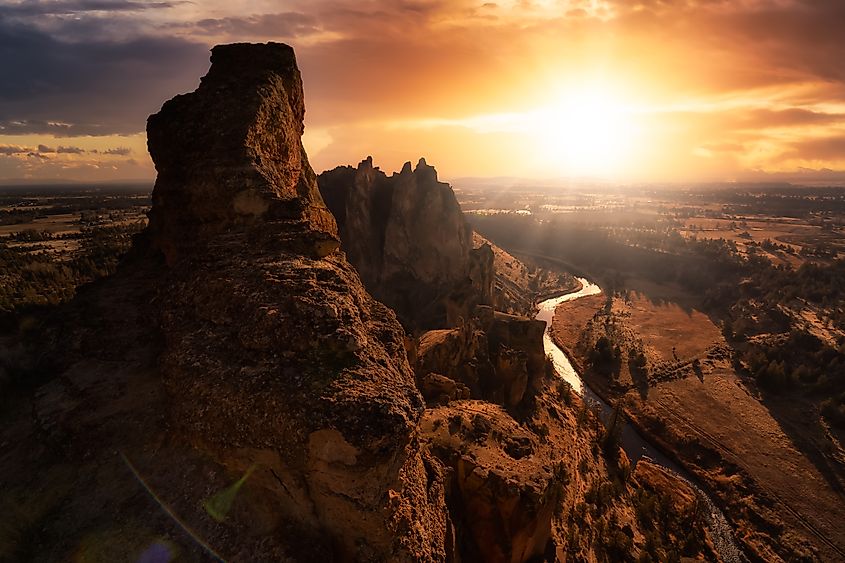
<box><xmin>1</xmin><ymin>0</ymin><xmax>844</xmax><ymax>185</ymax></box>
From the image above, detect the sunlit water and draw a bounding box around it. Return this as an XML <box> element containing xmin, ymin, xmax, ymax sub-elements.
<box><xmin>536</xmin><ymin>278</ymin><xmax>745</xmax><ymax>562</ymax></box>
<box><xmin>535</xmin><ymin>277</ymin><xmax>601</xmax><ymax>395</ymax></box>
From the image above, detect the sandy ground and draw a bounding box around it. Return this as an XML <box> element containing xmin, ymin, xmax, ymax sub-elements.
<box><xmin>551</xmin><ymin>280</ymin><xmax>845</xmax><ymax>561</ymax></box>
<box><xmin>622</xmin><ymin>285</ymin><xmax>722</xmax><ymax>362</ymax></box>
<box><xmin>636</xmin><ymin>366</ymin><xmax>845</xmax><ymax>561</ymax></box>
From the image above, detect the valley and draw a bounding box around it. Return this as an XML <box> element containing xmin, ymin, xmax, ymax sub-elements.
<box><xmin>466</xmin><ymin>187</ymin><xmax>845</xmax><ymax>561</ymax></box>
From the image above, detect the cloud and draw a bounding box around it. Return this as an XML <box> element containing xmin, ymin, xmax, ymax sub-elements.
<box><xmin>0</xmin><ymin>143</ymin><xmax>86</xmax><ymax>156</ymax></box>
<box><xmin>0</xmin><ymin>150</ymin><xmax>153</xmax><ymax>182</ymax></box>
<box><xmin>0</xmin><ymin>145</ymin><xmax>30</xmax><ymax>155</ymax></box>
<box><xmin>786</xmin><ymin>136</ymin><xmax>845</xmax><ymax>162</ymax></box>
<box><xmin>0</xmin><ymin>119</ymin><xmax>121</xmax><ymax>137</ymax></box>
<box><xmin>740</xmin><ymin>108</ymin><xmax>845</xmax><ymax>129</ymax></box>
<box><xmin>604</xmin><ymin>0</ymin><xmax>845</xmax><ymax>92</ymax></box>
<box><xmin>103</xmin><ymin>146</ymin><xmax>131</xmax><ymax>155</ymax></box>
<box><xmin>0</xmin><ymin>18</ymin><xmax>209</xmax><ymax>136</ymax></box>
<box><xmin>56</xmin><ymin>145</ymin><xmax>85</xmax><ymax>154</ymax></box>
<box><xmin>2</xmin><ymin>0</ymin><xmax>845</xmax><ymax>182</ymax></box>
<box><xmin>176</xmin><ymin>12</ymin><xmax>320</xmax><ymax>39</ymax></box>
<box><xmin>0</xmin><ymin>1</ymin><xmax>184</xmax><ymax>17</ymax></box>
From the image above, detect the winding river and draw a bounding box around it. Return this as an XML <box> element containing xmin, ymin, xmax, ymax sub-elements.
<box><xmin>536</xmin><ymin>278</ymin><xmax>745</xmax><ymax>563</ymax></box>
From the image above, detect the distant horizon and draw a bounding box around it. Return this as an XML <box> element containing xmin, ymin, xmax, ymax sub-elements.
<box><xmin>3</xmin><ymin>173</ymin><xmax>845</xmax><ymax>192</ymax></box>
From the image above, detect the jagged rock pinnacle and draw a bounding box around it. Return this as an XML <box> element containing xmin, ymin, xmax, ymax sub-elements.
<box><xmin>318</xmin><ymin>157</ymin><xmax>489</xmax><ymax>329</ymax></box>
<box><xmin>145</xmin><ymin>42</ymin><xmax>338</xmax><ymax>264</ymax></box>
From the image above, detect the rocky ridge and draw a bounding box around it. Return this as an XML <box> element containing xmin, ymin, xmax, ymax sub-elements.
<box><xmin>319</xmin><ymin>157</ymin><xmax>495</xmax><ymax>330</ymax></box>
<box><xmin>141</xmin><ymin>42</ymin><xmax>453</xmax><ymax>561</ymax></box>
<box><xmin>1</xmin><ymin>43</ymin><xmax>448</xmax><ymax>562</ymax></box>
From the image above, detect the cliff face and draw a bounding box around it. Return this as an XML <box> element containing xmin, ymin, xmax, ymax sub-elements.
<box><xmin>415</xmin><ymin>308</ymin><xmax>546</xmax><ymax>413</ymax></box>
<box><xmin>1</xmin><ymin>43</ymin><xmax>451</xmax><ymax>562</ymax></box>
<box><xmin>146</xmin><ymin>43</ymin><xmax>451</xmax><ymax>561</ymax></box>
<box><xmin>319</xmin><ymin>157</ymin><xmax>550</xmax><ymax>414</ymax></box>
<box><xmin>319</xmin><ymin>157</ymin><xmax>492</xmax><ymax>329</ymax></box>
<box><xmin>145</xmin><ymin>44</ymin><xmax>339</xmax><ymax>265</ymax></box>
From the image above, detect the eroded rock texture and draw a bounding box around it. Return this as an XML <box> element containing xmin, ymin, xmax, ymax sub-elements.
<box><xmin>415</xmin><ymin>309</ymin><xmax>546</xmax><ymax>413</ymax></box>
<box><xmin>146</xmin><ymin>45</ymin><xmax>339</xmax><ymax>265</ymax></box>
<box><xmin>145</xmin><ymin>42</ymin><xmax>451</xmax><ymax>561</ymax></box>
<box><xmin>319</xmin><ymin>157</ymin><xmax>493</xmax><ymax>330</ymax></box>
<box><xmin>0</xmin><ymin>43</ymin><xmax>451</xmax><ymax>562</ymax></box>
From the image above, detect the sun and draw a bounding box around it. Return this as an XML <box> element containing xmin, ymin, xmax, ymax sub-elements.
<box><xmin>532</xmin><ymin>85</ymin><xmax>640</xmax><ymax>177</ymax></box>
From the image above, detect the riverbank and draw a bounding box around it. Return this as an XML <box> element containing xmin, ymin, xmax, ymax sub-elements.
<box><xmin>537</xmin><ymin>282</ymin><xmax>746</xmax><ymax>562</ymax></box>
<box><xmin>550</xmin><ymin>278</ymin><xmax>845</xmax><ymax>561</ymax></box>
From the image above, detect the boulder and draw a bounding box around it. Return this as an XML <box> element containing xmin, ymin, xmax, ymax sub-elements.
<box><xmin>416</xmin><ymin>310</ymin><xmax>547</xmax><ymax>412</ymax></box>
<box><xmin>419</xmin><ymin>372</ymin><xmax>471</xmax><ymax>405</ymax></box>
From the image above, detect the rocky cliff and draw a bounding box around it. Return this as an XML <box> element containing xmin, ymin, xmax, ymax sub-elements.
<box><xmin>143</xmin><ymin>43</ymin><xmax>450</xmax><ymax>561</ymax></box>
<box><xmin>319</xmin><ymin>157</ymin><xmax>552</xmax><ymax>413</ymax></box>
<box><xmin>416</xmin><ymin>308</ymin><xmax>547</xmax><ymax>413</ymax></box>
<box><xmin>0</xmin><ymin>43</ymin><xmax>450</xmax><ymax>562</ymax></box>
<box><xmin>319</xmin><ymin>157</ymin><xmax>494</xmax><ymax>330</ymax></box>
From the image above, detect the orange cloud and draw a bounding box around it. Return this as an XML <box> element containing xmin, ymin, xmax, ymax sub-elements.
<box><xmin>1</xmin><ymin>0</ymin><xmax>844</xmax><ymax>182</ymax></box>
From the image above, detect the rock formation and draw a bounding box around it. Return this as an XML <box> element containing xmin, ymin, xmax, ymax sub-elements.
<box><xmin>148</xmin><ymin>45</ymin><xmax>458</xmax><ymax>558</ymax></box>
<box><xmin>317</xmin><ymin>156</ymin><xmax>553</xmax><ymax>414</ymax></box>
<box><xmin>0</xmin><ymin>43</ymin><xmax>451</xmax><ymax>562</ymax></box>
<box><xmin>421</xmin><ymin>402</ymin><xmax>563</xmax><ymax>563</ymax></box>
<box><xmin>471</xmin><ymin>232</ymin><xmax>578</xmax><ymax>318</ymax></box>
<box><xmin>145</xmin><ymin>42</ymin><xmax>452</xmax><ymax>561</ymax></box>
<box><xmin>415</xmin><ymin>308</ymin><xmax>546</xmax><ymax>413</ymax></box>
<box><xmin>319</xmin><ymin>157</ymin><xmax>493</xmax><ymax>329</ymax></box>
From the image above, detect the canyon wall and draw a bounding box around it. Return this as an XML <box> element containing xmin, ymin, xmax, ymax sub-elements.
<box><xmin>319</xmin><ymin>157</ymin><xmax>493</xmax><ymax>330</ymax></box>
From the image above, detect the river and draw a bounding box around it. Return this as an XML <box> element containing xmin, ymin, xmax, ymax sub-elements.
<box><xmin>536</xmin><ymin>278</ymin><xmax>745</xmax><ymax>562</ymax></box>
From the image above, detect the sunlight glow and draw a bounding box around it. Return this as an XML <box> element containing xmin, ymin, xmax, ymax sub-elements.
<box><xmin>532</xmin><ymin>86</ymin><xmax>640</xmax><ymax>177</ymax></box>
<box><xmin>384</xmin><ymin>83</ymin><xmax>645</xmax><ymax>179</ymax></box>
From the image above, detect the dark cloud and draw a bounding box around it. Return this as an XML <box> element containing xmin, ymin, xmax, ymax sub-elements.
<box><xmin>0</xmin><ymin>143</ymin><xmax>85</xmax><ymax>155</ymax></box>
<box><xmin>0</xmin><ymin>1</ymin><xmax>183</xmax><ymax>17</ymax></box>
<box><xmin>56</xmin><ymin>145</ymin><xmax>85</xmax><ymax>154</ymax></box>
<box><xmin>0</xmin><ymin>18</ymin><xmax>210</xmax><ymax>136</ymax></box>
<box><xmin>0</xmin><ymin>145</ymin><xmax>29</xmax><ymax>155</ymax></box>
<box><xmin>0</xmin><ymin>119</ymin><xmax>116</xmax><ymax>137</ymax></box>
<box><xmin>103</xmin><ymin>146</ymin><xmax>131</xmax><ymax>155</ymax></box>
<box><xmin>180</xmin><ymin>12</ymin><xmax>320</xmax><ymax>38</ymax></box>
